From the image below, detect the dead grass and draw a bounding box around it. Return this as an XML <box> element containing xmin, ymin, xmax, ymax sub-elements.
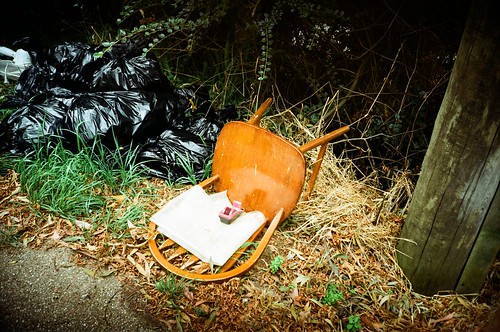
<box><xmin>0</xmin><ymin>140</ymin><xmax>498</xmax><ymax>331</ymax></box>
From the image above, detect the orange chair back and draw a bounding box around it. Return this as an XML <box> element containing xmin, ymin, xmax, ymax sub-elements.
<box><xmin>212</xmin><ymin>121</ymin><xmax>306</xmax><ymax>222</ymax></box>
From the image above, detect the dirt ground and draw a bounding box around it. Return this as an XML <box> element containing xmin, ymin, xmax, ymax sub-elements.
<box><xmin>0</xmin><ymin>169</ymin><xmax>498</xmax><ymax>331</ymax></box>
<box><xmin>0</xmin><ymin>244</ymin><xmax>165</xmax><ymax>332</ymax></box>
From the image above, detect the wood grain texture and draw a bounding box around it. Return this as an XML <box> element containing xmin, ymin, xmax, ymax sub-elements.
<box><xmin>397</xmin><ymin>0</ymin><xmax>500</xmax><ymax>295</ymax></box>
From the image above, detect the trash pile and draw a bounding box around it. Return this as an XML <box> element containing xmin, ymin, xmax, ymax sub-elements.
<box><xmin>0</xmin><ymin>40</ymin><xmax>236</xmax><ymax>180</ymax></box>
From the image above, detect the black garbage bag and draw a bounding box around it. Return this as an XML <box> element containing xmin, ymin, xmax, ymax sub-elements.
<box><xmin>63</xmin><ymin>91</ymin><xmax>175</xmax><ymax>146</ymax></box>
<box><xmin>136</xmin><ymin>86</ymin><xmax>234</xmax><ymax>180</ymax></box>
<box><xmin>0</xmin><ymin>99</ymin><xmax>67</xmax><ymax>154</ymax></box>
<box><xmin>90</xmin><ymin>39</ymin><xmax>173</xmax><ymax>93</ymax></box>
<box><xmin>0</xmin><ymin>39</ymin><xmax>237</xmax><ymax>180</ymax></box>
<box><xmin>169</xmin><ymin>86</ymin><xmax>236</xmax><ymax>142</ymax></box>
<box><xmin>91</xmin><ymin>54</ymin><xmax>168</xmax><ymax>92</ymax></box>
<box><xmin>138</xmin><ymin>129</ymin><xmax>215</xmax><ymax>182</ymax></box>
<box><xmin>13</xmin><ymin>42</ymin><xmax>98</xmax><ymax>99</ymax></box>
<box><xmin>47</xmin><ymin>42</ymin><xmax>98</xmax><ymax>92</ymax></box>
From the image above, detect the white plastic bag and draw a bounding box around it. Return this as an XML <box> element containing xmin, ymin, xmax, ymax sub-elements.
<box><xmin>0</xmin><ymin>46</ymin><xmax>32</xmax><ymax>83</ymax></box>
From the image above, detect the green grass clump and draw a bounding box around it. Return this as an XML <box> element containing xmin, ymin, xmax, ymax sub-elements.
<box><xmin>16</xmin><ymin>142</ymin><xmax>105</xmax><ymax>218</ymax></box>
<box><xmin>0</xmin><ymin>154</ymin><xmax>17</xmax><ymax>175</ymax></box>
<box><xmin>108</xmin><ymin>204</ymin><xmax>146</xmax><ymax>237</ymax></box>
<box><xmin>155</xmin><ymin>274</ymin><xmax>190</xmax><ymax>303</ymax></box>
<box><xmin>0</xmin><ymin>226</ymin><xmax>23</xmax><ymax>246</ymax></box>
<box><xmin>0</xmin><ymin>83</ymin><xmax>16</xmax><ymax>121</ymax></box>
<box><xmin>15</xmin><ymin>137</ymin><xmax>144</xmax><ymax>220</ymax></box>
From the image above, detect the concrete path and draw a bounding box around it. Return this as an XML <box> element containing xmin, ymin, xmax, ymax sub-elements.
<box><xmin>0</xmin><ymin>245</ymin><xmax>164</xmax><ymax>332</ymax></box>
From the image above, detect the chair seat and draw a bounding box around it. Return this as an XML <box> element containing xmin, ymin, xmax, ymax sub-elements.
<box><xmin>150</xmin><ymin>185</ymin><xmax>266</xmax><ymax>266</ymax></box>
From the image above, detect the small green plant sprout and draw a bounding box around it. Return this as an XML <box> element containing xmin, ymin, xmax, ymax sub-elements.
<box><xmin>155</xmin><ymin>273</ymin><xmax>190</xmax><ymax>303</ymax></box>
<box><xmin>322</xmin><ymin>283</ymin><xmax>344</xmax><ymax>306</ymax></box>
<box><xmin>269</xmin><ymin>255</ymin><xmax>284</xmax><ymax>274</ymax></box>
<box><xmin>346</xmin><ymin>314</ymin><xmax>362</xmax><ymax>332</ymax></box>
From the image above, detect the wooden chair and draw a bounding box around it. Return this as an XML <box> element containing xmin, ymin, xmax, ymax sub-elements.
<box><xmin>148</xmin><ymin>98</ymin><xmax>349</xmax><ymax>281</ymax></box>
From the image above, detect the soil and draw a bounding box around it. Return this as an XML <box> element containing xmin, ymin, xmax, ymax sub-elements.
<box><xmin>0</xmin><ymin>244</ymin><xmax>165</xmax><ymax>332</ymax></box>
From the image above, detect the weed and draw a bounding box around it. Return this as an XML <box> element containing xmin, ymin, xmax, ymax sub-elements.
<box><xmin>201</xmin><ymin>157</ymin><xmax>213</xmax><ymax>182</ymax></box>
<box><xmin>256</xmin><ymin>14</ymin><xmax>275</xmax><ymax>83</ymax></box>
<box><xmin>104</xmin><ymin>139</ymin><xmax>145</xmax><ymax>192</ymax></box>
<box><xmin>237</xmin><ymin>241</ymin><xmax>258</xmax><ymax>257</ymax></box>
<box><xmin>173</xmin><ymin>151</ymin><xmax>213</xmax><ymax>185</ymax></box>
<box><xmin>279</xmin><ymin>283</ymin><xmax>295</xmax><ymax>292</ymax></box>
<box><xmin>79</xmin><ymin>132</ymin><xmax>145</xmax><ymax>193</ymax></box>
<box><xmin>346</xmin><ymin>314</ymin><xmax>362</xmax><ymax>332</ymax></box>
<box><xmin>175</xmin><ymin>152</ymin><xmax>198</xmax><ymax>185</ymax></box>
<box><xmin>0</xmin><ymin>227</ymin><xmax>22</xmax><ymax>246</ymax></box>
<box><xmin>155</xmin><ymin>274</ymin><xmax>190</xmax><ymax>303</ymax></box>
<box><xmin>15</xmin><ymin>133</ymin><xmax>144</xmax><ymax>221</ymax></box>
<box><xmin>0</xmin><ymin>83</ymin><xmax>16</xmax><ymax>120</ymax></box>
<box><xmin>269</xmin><ymin>255</ymin><xmax>284</xmax><ymax>274</ymax></box>
<box><xmin>108</xmin><ymin>204</ymin><xmax>146</xmax><ymax>237</ymax></box>
<box><xmin>164</xmin><ymin>177</ymin><xmax>176</xmax><ymax>189</ymax></box>
<box><xmin>0</xmin><ymin>107</ymin><xmax>15</xmax><ymax>123</ymax></box>
<box><xmin>0</xmin><ymin>153</ymin><xmax>17</xmax><ymax>175</ymax></box>
<box><xmin>194</xmin><ymin>307</ymin><xmax>210</xmax><ymax>318</ymax></box>
<box><xmin>16</xmin><ymin>142</ymin><xmax>107</xmax><ymax>219</ymax></box>
<box><xmin>322</xmin><ymin>284</ymin><xmax>344</xmax><ymax>306</ymax></box>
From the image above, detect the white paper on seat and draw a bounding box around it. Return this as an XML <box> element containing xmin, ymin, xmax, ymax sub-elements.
<box><xmin>150</xmin><ymin>185</ymin><xmax>266</xmax><ymax>266</ymax></box>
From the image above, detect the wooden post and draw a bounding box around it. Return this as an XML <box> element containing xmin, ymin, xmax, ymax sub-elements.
<box><xmin>396</xmin><ymin>0</ymin><xmax>500</xmax><ymax>295</ymax></box>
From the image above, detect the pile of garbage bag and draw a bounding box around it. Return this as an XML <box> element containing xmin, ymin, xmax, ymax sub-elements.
<box><xmin>0</xmin><ymin>39</ymin><xmax>237</xmax><ymax>181</ymax></box>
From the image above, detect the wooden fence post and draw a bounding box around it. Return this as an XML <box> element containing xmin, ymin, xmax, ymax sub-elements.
<box><xmin>396</xmin><ymin>0</ymin><xmax>500</xmax><ymax>295</ymax></box>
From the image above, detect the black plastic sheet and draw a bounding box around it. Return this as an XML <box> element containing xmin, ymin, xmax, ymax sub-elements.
<box><xmin>0</xmin><ymin>40</ymin><xmax>236</xmax><ymax>181</ymax></box>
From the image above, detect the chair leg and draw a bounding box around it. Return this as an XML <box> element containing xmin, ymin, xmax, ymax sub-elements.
<box><xmin>304</xmin><ymin>143</ymin><xmax>328</xmax><ymax>200</ymax></box>
<box><xmin>248</xmin><ymin>98</ymin><xmax>273</xmax><ymax>126</ymax></box>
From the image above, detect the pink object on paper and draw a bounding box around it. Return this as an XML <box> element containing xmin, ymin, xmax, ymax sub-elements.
<box><xmin>219</xmin><ymin>201</ymin><xmax>243</xmax><ymax>224</ymax></box>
